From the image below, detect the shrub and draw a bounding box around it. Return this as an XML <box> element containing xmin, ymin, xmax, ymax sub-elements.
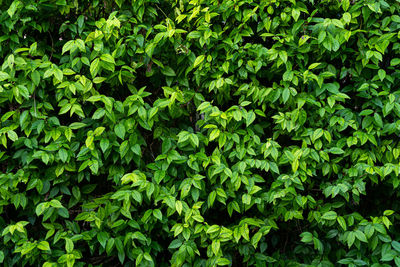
<box><xmin>1</xmin><ymin>0</ymin><xmax>400</xmax><ymax>266</ymax></box>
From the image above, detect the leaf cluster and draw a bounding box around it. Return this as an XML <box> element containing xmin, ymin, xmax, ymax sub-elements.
<box><xmin>1</xmin><ymin>0</ymin><xmax>400</xmax><ymax>266</ymax></box>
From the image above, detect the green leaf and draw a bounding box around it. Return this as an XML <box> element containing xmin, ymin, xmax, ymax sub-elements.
<box><xmin>65</xmin><ymin>238</ymin><xmax>74</xmax><ymax>253</ymax></box>
<box><xmin>216</xmin><ymin>258</ymin><xmax>231</xmax><ymax>266</ymax></box>
<box><xmin>97</xmin><ymin>232</ymin><xmax>109</xmax><ymax>248</ymax></box>
<box><xmin>282</xmin><ymin>87</ymin><xmax>290</xmax><ymax>103</ymax></box>
<box><xmin>251</xmin><ymin>232</ymin><xmax>262</xmax><ymax>249</ymax></box>
<box><xmin>337</xmin><ymin>216</ymin><xmax>347</xmax><ymax>231</ymax></box>
<box><xmin>36</xmin><ymin>203</ymin><xmax>47</xmax><ymax>216</ymax></box>
<box><xmin>279</xmin><ymin>51</ymin><xmax>288</xmax><ymax>64</ymax></box>
<box><xmin>93</xmin><ymin>77</ymin><xmax>107</xmax><ymax>84</ymax></box>
<box><xmin>332</xmin><ymin>19</ymin><xmax>344</xmax><ymax>28</ymax></box>
<box><xmin>246</xmin><ymin>111</ymin><xmax>256</xmax><ymax>127</ymax></box>
<box><xmin>347</xmin><ymin>232</ymin><xmax>355</xmax><ymax>247</ymax></box>
<box><xmin>300</xmin><ymin>232</ymin><xmax>313</xmax><ymax>243</ymax></box>
<box><xmin>161</xmin><ymin>66</ymin><xmax>176</xmax><ymax>76</ymax></box>
<box><xmin>308</xmin><ymin>63</ymin><xmax>321</xmax><ymax>70</ymax></box>
<box><xmin>343</xmin><ymin>12</ymin><xmax>351</xmax><ymax>24</ymax></box>
<box><xmin>209</xmin><ymin>129</ymin><xmax>220</xmax><ymax>141</ymax></box>
<box><xmin>90</xmin><ymin>58</ymin><xmax>100</xmax><ymax>77</ymax></box>
<box><xmin>329</xmin><ymin>148</ymin><xmax>344</xmax><ymax>154</ymax></box>
<box><xmin>342</xmin><ymin>0</ymin><xmax>350</xmax><ymax>11</ymax></box>
<box><xmin>62</xmin><ymin>40</ymin><xmax>74</xmax><ymax>55</ymax></box>
<box><xmin>153</xmin><ymin>209</ymin><xmax>162</xmax><ymax>220</ymax></box>
<box><xmin>154</xmin><ymin>170</ymin><xmax>166</xmax><ymax>184</ymax></box>
<box><xmin>391</xmin><ymin>58</ymin><xmax>400</xmax><ymax>66</ymax></box>
<box><xmin>168</xmin><ymin>239</ymin><xmax>182</xmax><ymax>249</ymax></box>
<box><xmin>114</xmin><ymin>123</ymin><xmax>126</xmax><ymax>139</ymax></box>
<box><xmin>312</xmin><ymin>128</ymin><xmax>324</xmax><ymax>142</ymax></box>
<box><xmin>365</xmin><ymin>224</ymin><xmax>374</xmax><ymax>238</ymax></box>
<box><xmin>31</xmin><ymin>70</ymin><xmax>40</xmax><ymax>86</ymax></box>
<box><xmin>194</xmin><ymin>55</ymin><xmax>205</xmax><ymax>68</ymax></box>
<box><xmin>58</xmin><ymin>148</ymin><xmax>68</xmax><ymax>163</ymax></box>
<box><xmin>0</xmin><ymin>71</ymin><xmax>10</xmax><ymax>81</ymax></box>
<box><xmin>175</xmin><ymin>200</ymin><xmax>183</xmax><ymax>215</ymax></box>
<box><xmin>100</xmin><ymin>138</ymin><xmax>109</xmax><ymax>153</ymax></box>
<box><xmin>212</xmin><ymin>240</ymin><xmax>220</xmax><ymax>255</ymax></box>
<box><xmin>7</xmin><ymin>1</ymin><xmax>20</xmax><ymax>17</ymax></box>
<box><xmin>318</xmin><ymin>31</ymin><xmax>326</xmax><ymax>44</ymax></box>
<box><xmin>321</xmin><ymin>211</ymin><xmax>337</xmax><ymax>220</ymax></box>
<box><xmin>100</xmin><ymin>53</ymin><xmax>115</xmax><ymax>64</ymax></box>
<box><xmin>393</xmin><ymin>241</ymin><xmax>400</xmax><ymax>252</ymax></box>
<box><xmin>207</xmin><ymin>225</ymin><xmax>220</xmax><ymax>234</ymax></box>
<box><xmin>58</xmin><ymin>207</ymin><xmax>69</xmax><ymax>218</ymax></box>
<box><xmin>378</xmin><ymin>69</ymin><xmax>386</xmax><ymax>81</ymax></box>
<box><xmin>354</xmin><ymin>230</ymin><xmax>367</xmax><ymax>242</ymax></box>
<box><xmin>37</xmin><ymin>241</ymin><xmax>50</xmax><ymax>251</ymax></box>
<box><xmin>374</xmin><ymin>113</ymin><xmax>383</xmax><ymax>128</ymax></box>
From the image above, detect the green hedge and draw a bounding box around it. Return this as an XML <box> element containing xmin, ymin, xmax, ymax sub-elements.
<box><xmin>1</xmin><ymin>0</ymin><xmax>400</xmax><ymax>266</ymax></box>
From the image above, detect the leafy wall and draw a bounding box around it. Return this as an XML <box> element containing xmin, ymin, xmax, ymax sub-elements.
<box><xmin>1</xmin><ymin>0</ymin><xmax>400</xmax><ymax>266</ymax></box>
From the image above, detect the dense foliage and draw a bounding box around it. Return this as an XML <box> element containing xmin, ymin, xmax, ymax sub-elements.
<box><xmin>1</xmin><ymin>0</ymin><xmax>400</xmax><ymax>266</ymax></box>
